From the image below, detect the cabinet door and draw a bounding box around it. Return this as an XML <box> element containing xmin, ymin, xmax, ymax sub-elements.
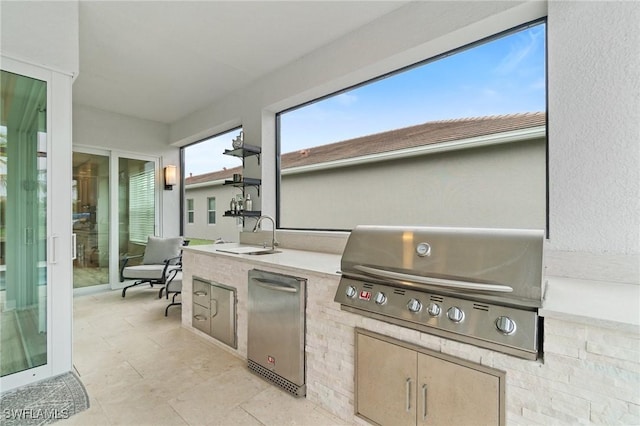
<box><xmin>209</xmin><ymin>284</ymin><xmax>236</xmax><ymax>349</ymax></box>
<box><xmin>417</xmin><ymin>353</ymin><xmax>500</xmax><ymax>426</ymax></box>
<box><xmin>356</xmin><ymin>333</ymin><xmax>417</xmax><ymax>426</ymax></box>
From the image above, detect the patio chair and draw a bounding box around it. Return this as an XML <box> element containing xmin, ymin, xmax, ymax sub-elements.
<box><xmin>120</xmin><ymin>236</ymin><xmax>185</xmax><ymax>298</ymax></box>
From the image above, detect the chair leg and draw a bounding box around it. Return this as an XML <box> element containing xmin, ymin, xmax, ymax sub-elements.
<box><xmin>164</xmin><ymin>301</ymin><xmax>182</xmax><ymax>316</ymax></box>
<box><xmin>164</xmin><ymin>293</ymin><xmax>181</xmax><ymax>317</ymax></box>
<box><xmin>158</xmin><ymin>287</ymin><xmax>164</xmax><ymax>299</ymax></box>
<box><xmin>122</xmin><ymin>280</ymin><xmax>150</xmax><ymax>298</ymax></box>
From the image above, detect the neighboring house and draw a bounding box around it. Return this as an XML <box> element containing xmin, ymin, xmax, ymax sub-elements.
<box><xmin>185</xmin><ymin>112</ymin><xmax>546</xmax><ymax>240</ymax></box>
<box><xmin>184</xmin><ymin>166</ymin><xmax>243</xmax><ymax>243</ymax></box>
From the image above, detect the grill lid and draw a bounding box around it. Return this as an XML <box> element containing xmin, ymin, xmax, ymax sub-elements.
<box><xmin>340</xmin><ymin>225</ymin><xmax>545</xmax><ymax>308</ymax></box>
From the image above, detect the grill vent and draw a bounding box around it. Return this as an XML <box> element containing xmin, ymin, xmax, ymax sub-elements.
<box><xmin>393</xmin><ymin>289</ymin><xmax>406</xmax><ymax>296</ymax></box>
<box><xmin>363</xmin><ymin>283</ymin><xmax>374</xmax><ymax>289</ymax></box>
<box><xmin>473</xmin><ymin>304</ymin><xmax>490</xmax><ymax>312</ymax></box>
<box><xmin>248</xmin><ymin>360</ymin><xmax>306</xmax><ymax>397</ymax></box>
<box><xmin>430</xmin><ymin>296</ymin><xmax>444</xmax><ymax>303</ymax></box>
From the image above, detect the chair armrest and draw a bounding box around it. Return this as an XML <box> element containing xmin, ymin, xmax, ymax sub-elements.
<box><xmin>160</xmin><ymin>255</ymin><xmax>183</xmax><ymax>283</ymax></box>
<box><xmin>166</xmin><ymin>267</ymin><xmax>182</xmax><ymax>284</ymax></box>
<box><xmin>120</xmin><ymin>254</ymin><xmax>143</xmax><ymax>282</ymax></box>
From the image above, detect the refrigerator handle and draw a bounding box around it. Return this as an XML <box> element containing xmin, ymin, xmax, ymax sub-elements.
<box><xmin>254</xmin><ymin>278</ymin><xmax>298</xmax><ymax>293</ymax></box>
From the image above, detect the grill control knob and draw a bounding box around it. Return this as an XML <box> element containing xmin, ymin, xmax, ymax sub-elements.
<box><xmin>447</xmin><ymin>306</ymin><xmax>465</xmax><ymax>323</ymax></box>
<box><xmin>407</xmin><ymin>298</ymin><xmax>422</xmax><ymax>313</ymax></box>
<box><xmin>495</xmin><ymin>316</ymin><xmax>516</xmax><ymax>335</ymax></box>
<box><xmin>427</xmin><ymin>302</ymin><xmax>441</xmax><ymax>317</ymax></box>
<box><xmin>345</xmin><ymin>286</ymin><xmax>357</xmax><ymax>298</ymax></box>
<box><xmin>374</xmin><ymin>292</ymin><xmax>387</xmax><ymax>305</ymax></box>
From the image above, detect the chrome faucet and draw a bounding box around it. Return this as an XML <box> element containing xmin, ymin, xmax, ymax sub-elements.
<box><xmin>252</xmin><ymin>215</ymin><xmax>279</xmax><ymax>250</ymax></box>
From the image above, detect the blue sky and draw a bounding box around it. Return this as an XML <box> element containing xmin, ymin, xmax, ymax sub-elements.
<box><xmin>185</xmin><ymin>22</ymin><xmax>546</xmax><ymax>177</ymax></box>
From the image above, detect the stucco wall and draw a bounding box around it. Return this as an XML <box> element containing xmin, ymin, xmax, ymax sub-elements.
<box><xmin>0</xmin><ymin>1</ymin><xmax>79</xmax><ymax>76</ymax></box>
<box><xmin>545</xmin><ymin>1</ymin><xmax>639</xmax><ymax>283</ymax></box>
<box><xmin>281</xmin><ymin>138</ymin><xmax>546</xmax><ymax>230</ymax></box>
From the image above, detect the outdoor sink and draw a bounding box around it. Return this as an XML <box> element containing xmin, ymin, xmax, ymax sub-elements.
<box><xmin>216</xmin><ymin>246</ymin><xmax>281</xmax><ymax>255</ymax></box>
<box><xmin>247</xmin><ymin>249</ymin><xmax>281</xmax><ymax>255</ymax></box>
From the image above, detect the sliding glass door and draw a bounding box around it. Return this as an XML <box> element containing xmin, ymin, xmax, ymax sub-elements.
<box><xmin>72</xmin><ymin>151</ymin><xmax>110</xmax><ymax>289</ymax></box>
<box><xmin>70</xmin><ymin>152</ymin><xmax>158</xmax><ymax>291</ymax></box>
<box><xmin>118</xmin><ymin>157</ymin><xmax>157</xmax><ymax>265</ymax></box>
<box><xmin>0</xmin><ymin>70</ymin><xmax>48</xmax><ymax>377</ymax></box>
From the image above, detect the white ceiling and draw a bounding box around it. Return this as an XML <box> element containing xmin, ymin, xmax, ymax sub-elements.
<box><xmin>73</xmin><ymin>1</ymin><xmax>409</xmax><ymax>124</ymax></box>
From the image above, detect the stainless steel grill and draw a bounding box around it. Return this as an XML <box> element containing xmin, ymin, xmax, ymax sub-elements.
<box><xmin>334</xmin><ymin>225</ymin><xmax>545</xmax><ymax>360</ymax></box>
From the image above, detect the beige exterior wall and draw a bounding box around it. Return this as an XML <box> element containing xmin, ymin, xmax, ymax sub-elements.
<box><xmin>281</xmin><ymin>138</ymin><xmax>545</xmax><ymax>230</ymax></box>
<box><xmin>184</xmin><ymin>184</ymin><xmax>242</xmax><ymax>243</ymax></box>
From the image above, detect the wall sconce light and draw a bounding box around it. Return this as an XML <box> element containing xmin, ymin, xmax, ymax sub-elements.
<box><xmin>164</xmin><ymin>165</ymin><xmax>177</xmax><ymax>190</ymax></box>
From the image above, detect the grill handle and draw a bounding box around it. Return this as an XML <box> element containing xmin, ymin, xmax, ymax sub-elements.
<box><xmin>353</xmin><ymin>265</ymin><xmax>513</xmax><ymax>293</ymax></box>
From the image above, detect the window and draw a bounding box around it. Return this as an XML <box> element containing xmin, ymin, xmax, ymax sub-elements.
<box><xmin>186</xmin><ymin>198</ymin><xmax>194</xmax><ymax>224</ymax></box>
<box><xmin>207</xmin><ymin>197</ymin><xmax>216</xmax><ymax>225</ymax></box>
<box><xmin>182</xmin><ymin>127</ymin><xmax>244</xmax><ymax>243</ymax></box>
<box><xmin>277</xmin><ymin>20</ymin><xmax>546</xmax><ymax>231</ymax></box>
<box><xmin>129</xmin><ymin>168</ymin><xmax>155</xmax><ymax>244</ymax></box>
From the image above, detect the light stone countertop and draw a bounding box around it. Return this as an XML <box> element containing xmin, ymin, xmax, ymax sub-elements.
<box><xmin>541</xmin><ymin>276</ymin><xmax>640</xmax><ymax>332</ymax></box>
<box><xmin>183</xmin><ymin>243</ymin><xmax>342</xmax><ymax>278</ymax></box>
<box><xmin>184</xmin><ymin>243</ymin><xmax>640</xmax><ymax>332</ymax></box>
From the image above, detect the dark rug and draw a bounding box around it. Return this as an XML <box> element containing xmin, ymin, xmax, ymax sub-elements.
<box><xmin>0</xmin><ymin>371</ymin><xmax>89</xmax><ymax>425</ymax></box>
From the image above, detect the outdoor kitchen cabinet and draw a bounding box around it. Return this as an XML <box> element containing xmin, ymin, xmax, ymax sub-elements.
<box><xmin>192</xmin><ymin>277</ymin><xmax>237</xmax><ymax>349</ymax></box>
<box><xmin>355</xmin><ymin>329</ymin><xmax>505</xmax><ymax>426</ymax></box>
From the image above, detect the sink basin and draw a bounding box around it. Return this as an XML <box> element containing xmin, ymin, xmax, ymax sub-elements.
<box><xmin>247</xmin><ymin>249</ymin><xmax>281</xmax><ymax>255</ymax></box>
<box><xmin>216</xmin><ymin>247</ymin><xmax>281</xmax><ymax>255</ymax></box>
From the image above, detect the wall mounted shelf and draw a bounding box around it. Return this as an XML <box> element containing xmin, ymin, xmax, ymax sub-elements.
<box><xmin>223</xmin><ymin>144</ymin><xmax>261</xmax><ymax>220</ymax></box>
<box><xmin>223</xmin><ymin>144</ymin><xmax>261</xmax><ymax>165</ymax></box>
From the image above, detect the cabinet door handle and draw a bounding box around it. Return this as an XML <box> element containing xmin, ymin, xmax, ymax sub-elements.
<box><xmin>421</xmin><ymin>384</ymin><xmax>428</xmax><ymax>420</ymax></box>
<box><xmin>193</xmin><ymin>314</ymin><xmax>208</xmax><ymax>321</ymax></box>
<box><xmin>194</xmin><ymin>291</ymin><xmax>207</xmax><ymax>296</ymax></box>
<box><xmin>211</xmin><ymin>299</ymin><xmax>218</xmax><ymax>318</ymax></box>
<box><xmin>406</xmin><ymin>378</ymin><xmax>412</xmax><ymax>412</ymax></box>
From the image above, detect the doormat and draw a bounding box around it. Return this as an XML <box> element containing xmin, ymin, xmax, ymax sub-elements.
<box><xmin>0</xmin><ymin>371</ymin><xmax>89</xmax><ymax>425</ymax></box>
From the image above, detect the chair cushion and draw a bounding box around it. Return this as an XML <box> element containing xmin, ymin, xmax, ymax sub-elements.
<box><xmin>123</xmin><ymin>264</ymin><xmax>178</xmax><ymax>280</ymax></box>
<box><xmin>143</xmin><ymin>236</ymin><xmax>183</xmax><ymax>265</ymax></box>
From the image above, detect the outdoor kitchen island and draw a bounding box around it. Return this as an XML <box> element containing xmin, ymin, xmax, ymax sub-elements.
<box><xmin>181</xmin><ymin>243</ymin><xmax>639</xmax><ymax>425</ymax></box>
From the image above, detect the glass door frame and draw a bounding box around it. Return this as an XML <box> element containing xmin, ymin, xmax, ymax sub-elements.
<box><xmin>71</xmin><ymin>148</ymin><xmax>161</xmax><ymax>292</ymax></box>
<box><xmin>109</xmin><ymin>151</ymin><xmax>161</xmax><ymax>289</ymax></box>
<box><xmin>72</xmin><ymin>147</ymin><xmax>111</xmax><ymax>295</ymax></box>
<box><xmin>0</xmin><ymin>57</ymin><xmax>73</xmax><ymax>392</ymax></box>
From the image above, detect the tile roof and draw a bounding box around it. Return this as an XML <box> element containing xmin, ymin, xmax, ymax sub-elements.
<box><xmin>185</xmin><ymin>112</ymin><xmax>545</xmax><ymax>185</ymax></box>
<box><xmin>185</xmin><ymin>164</ymin><xmax>243</xmax><ymax>185</ymax></box>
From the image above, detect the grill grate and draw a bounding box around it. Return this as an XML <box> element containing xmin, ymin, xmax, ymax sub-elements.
<box><xmin>248</xmin><ymin>360</ymin><xmax>306</xmax><ymax>398</ymax></box>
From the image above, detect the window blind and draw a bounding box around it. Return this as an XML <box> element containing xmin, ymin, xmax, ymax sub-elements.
<box><xmin>129</xmin><ymin>169</ymin><xmax>155</xmax><ymax>244</ymax></box>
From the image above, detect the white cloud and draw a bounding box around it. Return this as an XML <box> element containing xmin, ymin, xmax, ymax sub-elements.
<box><xmin>334</xmin><ymin>92</ymin><xmax>358</xmax><ymax>106</ymax></box>
<box><xmin>495</xmin><ymin>27</ymin><xmax>544</xmax><ymax>75</ymax></box>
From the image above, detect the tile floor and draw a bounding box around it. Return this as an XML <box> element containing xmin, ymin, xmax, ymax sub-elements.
<box><xmin>62</xmin><ymin>289</ymin><xmax>351</xmax><ymax>426</ymax></box>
